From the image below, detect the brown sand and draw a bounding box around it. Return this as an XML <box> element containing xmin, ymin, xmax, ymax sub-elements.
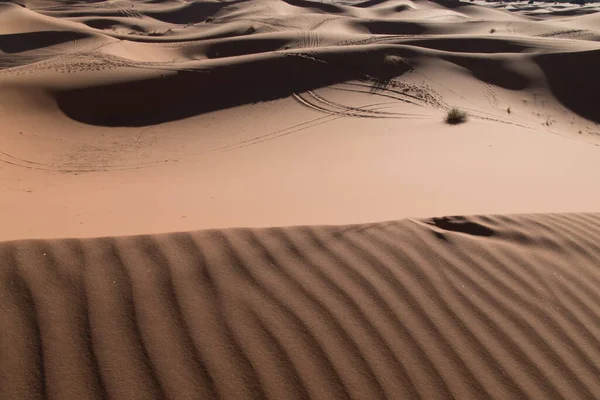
<box><xmin>3</xmin><ymin>1</ymin><xmax>600</xmax><ymax>398</ymax></box>
<box><xmin>2</xmin><ymin>213</ymin><xmax>600</xmax><ymax>399</ymax></box>
<box><xmin>2</xmin><ymin>0</ymin><xmax>600</xmax><ymax>239</ymax></box>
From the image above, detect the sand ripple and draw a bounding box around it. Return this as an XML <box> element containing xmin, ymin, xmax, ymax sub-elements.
<box><xmin>2</xmin><ymin>213</ymin><xmax>600</xmax><ymax>399</ymax></box>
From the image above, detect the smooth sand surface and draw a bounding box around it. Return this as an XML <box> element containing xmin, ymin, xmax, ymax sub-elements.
<box><xmin>2</xmin><ymin>213</ymin><xmax>600</xmax><ymax>399</ymax></box>
<box><xmin>2</xmin><ymin>0</ymin><xmax>600</xmax><ymax>240</ymax></box>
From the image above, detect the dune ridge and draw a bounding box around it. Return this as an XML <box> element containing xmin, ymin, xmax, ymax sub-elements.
<box><xmin>3</xmin><ymin>0</ymin><xmax>600</xmax><ymax>240</ymax></box>
<box><xmin>3</xmin><ymin>0</ymin><xmax>600</xmax><ymax>126</ymax></box>
<box><xmin>2</xmin><ymin>213</ymin><xmax>600</xmax><ymax>399</ymax></box>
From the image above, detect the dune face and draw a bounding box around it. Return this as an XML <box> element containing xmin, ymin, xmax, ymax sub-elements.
<box><xmin>51</xmin><ymin>48</ymin><xmax>414</xmax><ymax>126</ymax></box>
<box><xmin>535</xmin><ymin>49</ymin><xmax>600</xmax><ymax>123</ymax></box>
<box><xmin>6</xmin><ymin>0</ymin><xmax>598</xmax><ymax>128</ymax></box>
<box><xmin>2</xmin><ymin>213</ymin><xmax>600</xmax><ymax>399</ymax></box>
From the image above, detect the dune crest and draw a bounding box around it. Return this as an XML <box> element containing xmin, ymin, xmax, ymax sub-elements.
<box><xmin>2</xmin><ymin>0</ymin><xmax>600</xmax><ymax>126</ymax></box>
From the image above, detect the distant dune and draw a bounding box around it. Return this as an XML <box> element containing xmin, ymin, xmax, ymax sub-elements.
<box><xmin>2</xmin><ymin>0</ymin><xmax>600</xmax><ymax>125</ymax></box>
<box><xmin>2</xmin><ymin>213</ymin><xmax>600</xmax><ymax>399</ymax></box>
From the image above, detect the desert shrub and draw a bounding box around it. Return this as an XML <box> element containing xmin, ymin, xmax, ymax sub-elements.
<box><xmin>384</xmin><ymin>55</ymin><xmax>405</xmax><ymax>66</ymax></box>
<box><xmin>445</xmin><ymin>108</ymin><xmax>468</xmax><ymax>125</ymax></box>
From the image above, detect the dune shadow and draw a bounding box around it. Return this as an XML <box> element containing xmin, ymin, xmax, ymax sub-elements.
<box><xmin>144</xmin><ymin>1</ymin><xmax>227</xmax><ymax>24</ymax></box>
<box><xmin>443</xmin><ymin>55</ymin><xmax>530</xmax><ymax>90</ymax></box>
<box><xmin>279</xmin><ymin>0</ymin><xmax>347</xmax><ymax>14</ymax></box>
<box><xmin>205</xmin><ymin>37</ymin><xmax>293</xmax><ymax>59</ymax></box>
<box><xmin>83</xmin><ymin>18</ymin><xmax>146</xmax><ymax>32</ymax></box>
<box><xmin>429</xmin><ymin>0</ymin><xmax>470</xmax><ymax>9</ymax></box>
<box><xmin>0</xmin><ymin>31</ymin><xmax>91</xmax><ymax>53</ymax></box>
<box><xmin>353</xmin><ymin>19</ymin><xmax>428</xmax><ymax>35</ymax></box>
<box><xmin>427</xmin><ymin>216</ymin><xmax>496</xmax><ymax>237</ymax></box>
<box><xmin>352</xmin><ymin>0</ymin><xmax>390</xmax><ymax>8</ymax></box>
<box><xmin>402</xmin><ymin>38</ymin><xmax>529</xmax><ymax>54</ymax></box>
<box><xmin>535</xmin><ymin>49</ymin><xmax>600</xmax><ymax>123</ymax></box>
<box><xmin>543</xmin><ymin>8</ymin><xmax>599</xmax><ymax>17</ymax></box>
<box><xmin>53</xmin><ymin>49</ymin><xmax>413</xmax><ymax>127</ymax></box>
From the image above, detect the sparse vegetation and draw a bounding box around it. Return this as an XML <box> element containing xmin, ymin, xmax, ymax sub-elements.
<box><xmin>384</xmin><ymin>55</ymin><xmax>405</xmax><ymax>67</ymax></box>
<box><xmin>507</xmin><ymin>106</ymin><xmax>511</xmax><ymax>114</ymax></box>
<box><xmin>445</xmin><ymin>108</ymin><xmax>468</xmax><ymax>125</ymax></box>
<box><xmin>490</xmin><ymin>28</ymin><xmax>496</xmax><ymax>34</ymax></box>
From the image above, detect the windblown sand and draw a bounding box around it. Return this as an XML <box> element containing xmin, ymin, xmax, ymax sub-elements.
<box><xmin>2</xmin><ymin>0</ymin><xmax>600</xmax><ymax>398</ymax></box>
<box><xmin>3</xmin><ymin>213</ymin><xmax>600</xmax><ymax>399</ymax></box>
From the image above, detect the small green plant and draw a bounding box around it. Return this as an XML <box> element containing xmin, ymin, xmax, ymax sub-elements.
<box><xmin>507</xmin><ymin>106</ymin><xmax>511</xmax><ymax>114</ymax></box>
<box><xmin>445</xmin><ymin>108</ymin><xmax>468</xmax><ymax>125</ymax></box>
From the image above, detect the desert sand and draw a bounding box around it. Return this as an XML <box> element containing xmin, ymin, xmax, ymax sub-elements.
<box><xmin>3</xmin><ymin>214</ymin><xmax>600</xmax><ymax>399</ymax></box>
<box><xmin>2</xmin><ymin>0</ymin><xmax>600</xmax><ymax>239</ymax></box>
<box><xmin>2</xmin><ymin>0</ymin><xmax>600</xmax><ymax>398</ymax></box>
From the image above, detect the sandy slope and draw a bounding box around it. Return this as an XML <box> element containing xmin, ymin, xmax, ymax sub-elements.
<box><xmin>2</xmin><ymin>213</ymin><xmax>600</xmax><ymax>399</ymax></box>
<box><xmin>2</xmin><ymin>0</ymin><xmax>600</xmax><ymax>239</ymax></box>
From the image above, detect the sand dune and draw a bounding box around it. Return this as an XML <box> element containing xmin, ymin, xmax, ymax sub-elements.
<box><xmin>2</xmin><ymin>213</ymin><xmax>600</xmax><ymax>399</ymax></box>
<box><xmin>3</xmin><ymin>1</ymin><xmax>600</xmax><ymax>398</ymax></box>
<box><xmin>3</xmin><ymin>0</ymin><xmax>600</xmax><ymax>240</ymax></box>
